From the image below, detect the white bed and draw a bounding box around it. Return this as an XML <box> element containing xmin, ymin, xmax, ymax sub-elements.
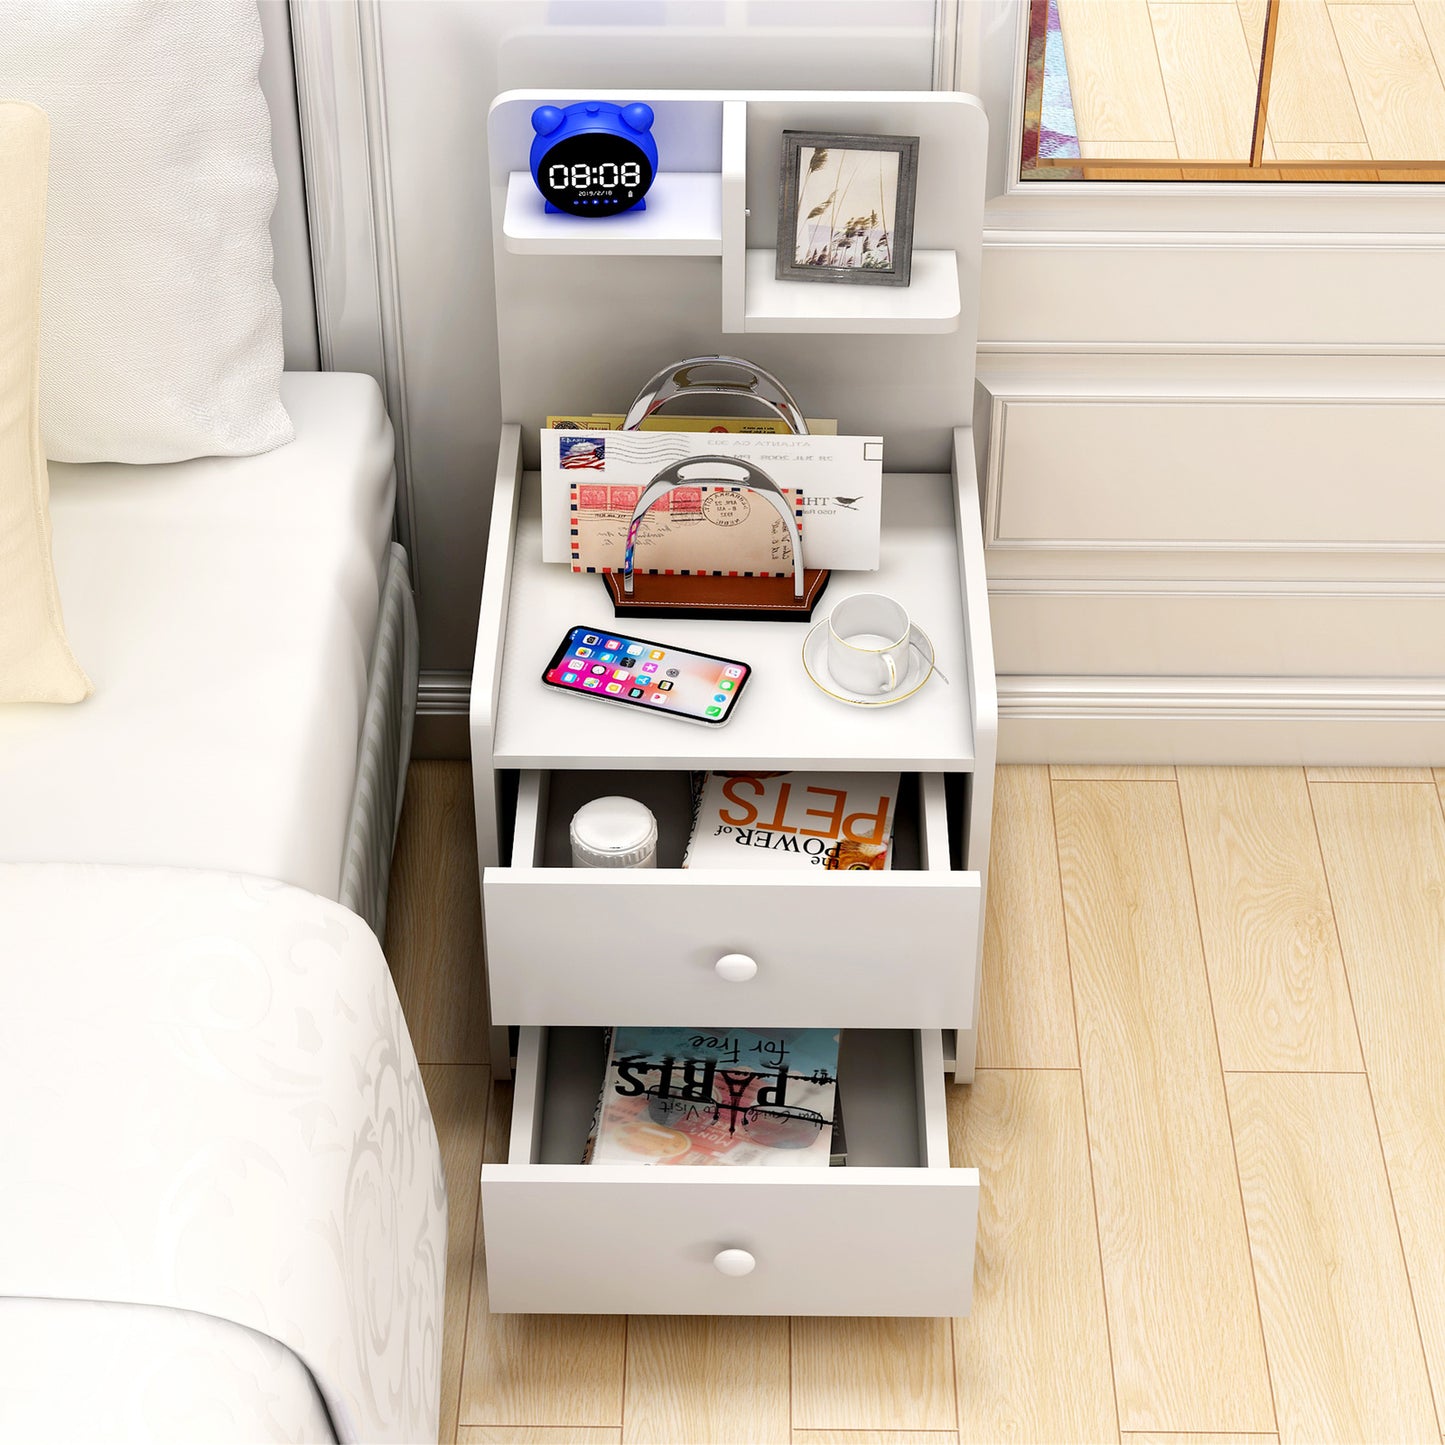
<box><xmin>0</xmin><ymin>864</ymin><xmax>445</xmax><ymax>1445</ymax></box>
<box><xmin>0</xmin><ymin>371</ymin><xmax>403</xmax><ymax>909</ymax></box>
<box><xmin>0</xmin><ymin>372</ymin><xmax>435</xmax><ymax>1444</ymax></box>
<box><xmin>0</xmin><ymin>1300</ymin><xmax>335</xmax><ymax>1444</ymax></box>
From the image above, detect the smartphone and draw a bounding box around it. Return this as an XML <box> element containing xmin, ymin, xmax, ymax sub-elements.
<box><xmin>542</xmin><ymin>625</ymin><xmax>752</xmax><ymax>726</ymax></box>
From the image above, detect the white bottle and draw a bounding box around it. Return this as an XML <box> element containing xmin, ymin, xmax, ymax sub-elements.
<box><xmin>569</xmin><ymin>796</ymin><xmax>658</xmax><ymax>869</ymax></box>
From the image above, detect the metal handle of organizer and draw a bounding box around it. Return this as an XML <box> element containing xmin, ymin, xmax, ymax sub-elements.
<box><xmin>622</xmin><ymin>458</ymin><xmax>804</xmax><ymax>598</ymax></box>
<box><xmin>621</xmin><ymin>355</ymin><xmax>810</xmax><ymax>436</ymax></box>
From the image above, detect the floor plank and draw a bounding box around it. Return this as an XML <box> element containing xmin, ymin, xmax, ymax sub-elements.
<box><xmin>1330</xmin><ymin>2</ymin><xmax>1445</xmax><ymax>159</ymax></box>
<box><xmin>460</xmin><ymin>1431</ymin><xmax>622</xmax><ymax>1444</ymax></box>
<box><xmin>1306</xmin><ymin>765</ymin><xmax>1435</xmax><ymax>781</ymax></box>
<box><xmin>1273</xmin><ymin>140</ymin><xmax>1374</xmax><ymax>157</ymax></box>
<box><xmin>1311</xmin><ymin>781</ymin><xmax>1445</xmax><ymax>1423</ymax></box>
<box><xmin>951</xmin><ymin>1070</ymin><xmax>1118</xmax><ymax>1444</ymax></box>
<box><xmin>1227</xmin><ymin>1071</ymin><xmax>1437</xmax><ymax>1443</ymax></box>
<box><xmin>791</xmin><ymin>1317</ymin><xmax>956</xmax><ymax>1432</ymax></box>
<box><xmin>624</xmin><ymin>1316</ymin><xmax>790</xmax><ymax>1444</ymax></box>
<box><xmin>422</xmin><ymin>1064</ymin><xmax>492</xmax><ymax>1445</ymax></box>
<box><xmin>386</xmin><ymin>761</ymin><xmax>490</xmax><ymax>1065</ymax></box>
<box><xmin>1149</xmin><ymin>2</ymin><xmax>1263</xmax><ymax>159</ymax></box>
<box><xmin>793</xmin><ymin>1435</ymin><xmax>960</xmax><ymax>1445</ymax></box>
<box><xmin>1080</xmin><ymin>140</ymin><xmax>1181</xmax><ymax>158</ymax></box>
<box><xmin>458</xmin><ymin>1082</ymin><xmax>627</xmax><ymax>1429</ymax></box>
<box><xmin>1124</xmin><ymin>1436</ymin><xmax>1278</xmax><ymax>1445</ymax></box>
<box><xmin>1422</xmin><ymin>2</ymin><xmax>1445</xmax><ymax>86</ymax></box>
<box><xmin>1053</xmin><ymin>780</ymin><xmax>1274</xmax><ymax>1434</ymax></box>
<box><xmin>1268</xmin><ymin>0</ymin><xmax>1369</xmax><ymax>142</ymax></box>
<box><xmin>1176</xmin><ymin>767</ymin><xmax>1361</xmax><ymax>1072</ymax></box>
<box><xmin>978</xmin><ymin>767</ymin><xmax>1078</xmax><ymax>1069</ymax></box>
<box><xmin>1057</xmin><ymin>0</ymin><xmax>1177</xmax><ymax>144</ymax></box>
<box><xmin>1051</xmin><ymin>765</ymin><xmax>1177</xmax><ymax>780</ymax></box>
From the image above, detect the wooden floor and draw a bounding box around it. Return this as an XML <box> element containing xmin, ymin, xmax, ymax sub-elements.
<box><xmin>390</xmin><ymin>759</ymin><xmax>1445</xmax><ymax>1444</ymax></box>
<box><xmin>1056</xmin><ymin>0</ymin><xmax>1445</xmax><ymax>179</ymax></box>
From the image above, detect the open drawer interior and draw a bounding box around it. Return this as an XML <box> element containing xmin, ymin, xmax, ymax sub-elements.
<box><xmin>512</xmin><ymin>768</ymin><xmax>953</xmax><ymax>873</ymax></box>
<box><xmin>509</xmin><ymin>1025</ymin><xmax>952</xmax><ymax>1171</ymax></box>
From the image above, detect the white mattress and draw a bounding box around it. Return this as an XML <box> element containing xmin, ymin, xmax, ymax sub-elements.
<box><xmin>0</xmin><ymin>1298</ymin><xmax>335</xmax><ymax>1444</ymax></box>
<box><xmin>0</xmin><ymin>373</ymin><xmax>394</xmax><ymax>899</ymax></box>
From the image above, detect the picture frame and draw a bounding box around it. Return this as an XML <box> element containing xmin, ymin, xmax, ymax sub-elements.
<box><xmin>775</xmin><ymin>130</ymin><xmax>920</xmax><ymax>288</ymax></box>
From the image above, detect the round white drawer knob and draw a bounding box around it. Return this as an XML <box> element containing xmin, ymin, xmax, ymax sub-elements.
<box><xmin>714</xmin><ymin>1248</ymin><xmax>757</xmax><ymax>1277</ymax></box>
<box><xmin>715</xmin><ymin>952</ymin><xmax>758</xmax><ymax>983</ymax></box>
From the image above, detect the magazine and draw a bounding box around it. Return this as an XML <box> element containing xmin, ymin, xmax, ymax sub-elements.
<box><xmin>683</xmin><ymin>771</ymin><xmax>900</xmax><ymax>871</ymax></box>
<box><xmin>582</xmin><ymin>1026</ymin><xmax>840</xmax><ymax>1167</ymax></box>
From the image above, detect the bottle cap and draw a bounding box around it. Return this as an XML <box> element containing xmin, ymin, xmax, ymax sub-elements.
<box><xmin>570</xmin><ymin>796</ymin><xmax>658</xmax><ymax>868</ymax></box>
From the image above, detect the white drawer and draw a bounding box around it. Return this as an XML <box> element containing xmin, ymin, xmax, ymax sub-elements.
<box><xmin>481</xmin><ymin>1026</ymin><xmax>978</xmax><ymax>1316</ymax></box>
<box><xmin>482</xmin><ymin>770</ymin><xmax>981</xmax><ymax>1030</ymax></box>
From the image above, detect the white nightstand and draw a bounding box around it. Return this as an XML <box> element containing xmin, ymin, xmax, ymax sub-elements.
<box><xmin>468</xmin><ymin>88</ymin><xmax>994</xmax><ymax>1318</ymax></box>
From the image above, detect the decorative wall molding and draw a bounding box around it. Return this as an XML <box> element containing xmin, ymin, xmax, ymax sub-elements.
<box><xmin>1003</xmin><ymin>676</ymin><xmax>1445</xmax><ymax>719</ymax></box>
<box><xmin>999</xmin><ymin>678</ymin><xmax>1445</xmax><ymax>766</ymax></box>
<box><xmin>978</xmin><ymin>341</ymin><xmax>1445</xmax><ymax>357</ymax></box>
<box><xmin>981</xmin><ymin>394</ymin><xmax>1445</xmax><ymax>554</ymax></box>
<box><xmin>984</xmin><ymin>231</ymin><xmax>1445</xmax><ymax>250</ymax></box>
<box><xmin>289</xmin><ymin>0</ymin><xmax>418</xmax><ymax>580</ymax></box>
<box><xmin>978</xmin><ymin>242</ymin><xmax>1445</xmax><ymax>353</ymax></box>
<box><xmin>977</xmin><ymin>355</ymin><xmax>1445</xmax><ymax>759</ymax></box>
<box><xmin>258</xmin><ymin>0</ymin><xmax>319</xmax><ymax>370</ymax></box>
<box><xmin>931</xmin><ymin>0</ymin><xmax>960</xmax><ymax>93</ymax></box>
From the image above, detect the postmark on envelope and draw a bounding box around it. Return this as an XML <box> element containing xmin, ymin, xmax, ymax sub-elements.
<box><xmin>570</xmin><ymin>483</ymin><xmax>801</xmax><ymax>575</ymax></box>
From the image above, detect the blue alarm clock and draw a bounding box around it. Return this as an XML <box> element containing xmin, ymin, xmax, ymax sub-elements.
<box><xmin>530</xmin><ymin>101</ymin><xmax>657</xmax><ymax>217</ymax></box>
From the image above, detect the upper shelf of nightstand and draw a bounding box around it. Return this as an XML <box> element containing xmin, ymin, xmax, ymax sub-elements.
<box><xmin>503</xmin><ymin>171</ymin><xmax>723</xmax><ymax>256</ymax></box>
<box><xmin>490</xmin><ymin>469</ymin><xmax>976</xmax><ymax>773</ymax></box>
<box><xmin>740</xmin><ymin>249</ymin><xmax>961</xmax><ymax>334</ymax></box>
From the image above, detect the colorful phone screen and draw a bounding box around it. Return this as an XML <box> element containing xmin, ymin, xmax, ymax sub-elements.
<box><xmin>542</xmin><ymin>626</ymin><xmax>751</xmax><ymax>724</ymax></box>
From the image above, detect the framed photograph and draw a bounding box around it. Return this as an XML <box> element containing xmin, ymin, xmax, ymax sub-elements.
<box><xmin>776</xmin><ymin>131</ymin><xmax>920</xmax><ymax>288</ymax></box>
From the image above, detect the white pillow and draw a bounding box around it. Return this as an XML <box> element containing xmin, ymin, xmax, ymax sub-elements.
<box><xmin>0</xmin><ymin>1</ymin><xmax>293</xmax><ymax>464</ymax></box>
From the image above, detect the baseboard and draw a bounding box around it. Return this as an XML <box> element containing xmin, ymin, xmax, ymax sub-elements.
<box><xmin>1000</xmin><ymin>676</ymin><xmax>1445</xmax><ymax>765</ymax></box>
<box><xmin>412</xmin><ymin>669</ymin><xmax>471</xmax><ymax>760</ymax></box>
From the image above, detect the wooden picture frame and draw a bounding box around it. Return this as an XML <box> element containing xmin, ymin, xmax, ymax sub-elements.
<box><xmin>776</xmin><ymin>130</ymin><xmax>920</xmax><ymax>288</ymax></box>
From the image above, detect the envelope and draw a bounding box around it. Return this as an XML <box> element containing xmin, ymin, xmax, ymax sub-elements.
<box><xmin>540</xmin><ymin>428</ymin><xmax>882</xmax><ymax>571</ymax></box>
<box><xmin>569</xmin><ymin>481</ymin><xmax>802</xmax><ymax>576</ymax></box>
<box><xmin>546</xmin><ymin>413</ymin><xmax>838</xmax><ymax>435</ymax></box>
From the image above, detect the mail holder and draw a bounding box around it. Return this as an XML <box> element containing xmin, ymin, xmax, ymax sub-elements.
<box><xmin>603</xmin><ymin>356</ymin><xmax>831</xmax><ymax>622</ymax></box>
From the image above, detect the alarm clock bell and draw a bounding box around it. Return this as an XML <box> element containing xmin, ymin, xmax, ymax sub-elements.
<box><xmin>529</xmin><ymin>100</ymin><xmax>659</xmax><ymax>217</ymax></box>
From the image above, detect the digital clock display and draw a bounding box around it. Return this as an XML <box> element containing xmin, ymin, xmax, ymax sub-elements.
<box><xmin>534</xmin><ymin>133</ymin><xmax>655</xmax><ymax>217</ymax></box>
<box><xmin>546</xmin><ymin>161</ymin><xmax>644</xmax><ymax>190</ymax></box>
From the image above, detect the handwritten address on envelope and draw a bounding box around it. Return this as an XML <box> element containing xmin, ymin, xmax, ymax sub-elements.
<box><xmin>569</xmin><ymin>481</ymin><xmax>801</xmax><ymax>575</ymax></box>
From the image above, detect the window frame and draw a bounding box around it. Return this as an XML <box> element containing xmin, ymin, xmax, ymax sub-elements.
<box><xmin>955</xmin><ymin>0</ymin><xmax>1445</xmax><ymax>237</ymax></box>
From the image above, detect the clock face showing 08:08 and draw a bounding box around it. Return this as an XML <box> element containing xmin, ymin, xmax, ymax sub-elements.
<box><xmin>536</xmin><ymin>132</ymin><xmax>655</xmax><ymax>216</ymax></box>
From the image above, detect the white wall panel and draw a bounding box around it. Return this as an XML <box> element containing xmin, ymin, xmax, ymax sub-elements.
<box><xmin>258</xmin><ymin>0</ymin><xmax>317</xmax><ymax>370</ymax></box>
<box><xmin>992</xmin><ymin>588</ymin><xmax>1445</xmax><ymax>680</ymax></box>
<box><xmin>979</xmin><ymin>356</ymin><xmax>1445</xmax><ymax>761</ymax></box>
<box><xmin>979</xmin><ymin>240</ymin><xmax>1445</xmax><ymax>353</ymax></box>
<box><xmin>987</xmin><ymin>400</ymin><xmax>1445</xmax><ymax>550</ymax></box>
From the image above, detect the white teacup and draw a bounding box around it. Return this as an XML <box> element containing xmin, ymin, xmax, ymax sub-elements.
<box><xmin>826</xmin><ymin>593</ymin><xmax>917</xmax><ymax>696</ymax></box>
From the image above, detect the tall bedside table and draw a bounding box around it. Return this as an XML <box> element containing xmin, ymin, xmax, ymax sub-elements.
<box><xmin>468</xmin><ymin>88</ymin><xmax>994</xmax><ymax>1318</ymax></box>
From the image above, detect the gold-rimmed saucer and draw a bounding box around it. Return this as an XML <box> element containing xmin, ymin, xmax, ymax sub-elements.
<box><xmin>801</xmin><ymin>618</ymin><xmax>937</xmax><ymax>707</ymax></box>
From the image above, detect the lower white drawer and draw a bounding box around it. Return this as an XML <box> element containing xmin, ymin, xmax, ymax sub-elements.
<box><xmin>481</xmin><ymin>1026</ymin><xmax>978</xmax><ymax>1316</ymax></box>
